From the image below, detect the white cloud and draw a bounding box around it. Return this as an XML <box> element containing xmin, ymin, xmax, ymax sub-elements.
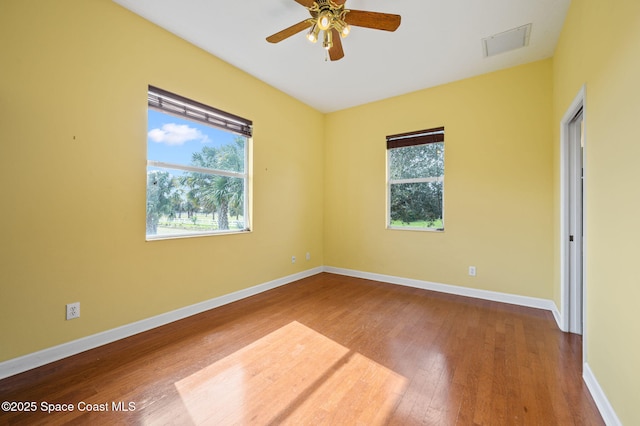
<box><xmin>148</xmin><ymin>123</ymin><xmax>209</xmax><ymax>146</ymax></box>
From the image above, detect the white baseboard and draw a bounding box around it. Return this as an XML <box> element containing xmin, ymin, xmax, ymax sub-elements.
<box><xmin>583</xmin><ymin>363</ymin><xmax>622</xmax><ymax>426</ymax></box>
<box><xmin>323</xmin><ymin>266</ymin><xmax>562</xmax><ymax>323</ymax></box>
<box><xmin>0</xmin><ymin>267</ymin><xmax>323</xmax><ymax>380</ymax></box>
<box><xmin>325</xmin><ymin>267</ymin><xmax>625</xmax><ymax>423</ymax></box>
<box><xmin>553</xmin><ymin>308</ymin><xmax>566</xmax><ymax>332</ymax></box>
<box><xmin>1</xmin><ymin>266</ymin><xmax>617</xmax><ymax>425</ymax></box>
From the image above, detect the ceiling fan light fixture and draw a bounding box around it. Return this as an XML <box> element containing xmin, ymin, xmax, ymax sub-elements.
<box><xmin>317</xmin><ymin>10</ymin><xmax>332</xmax><ymax>31</ymax></box>
<box><xmin>265</xmin><ymin>0</ymin><xmax>401</xmax><ymax>61</ymax></box>
<box><xmin>333</xmin><ymin>18</ymin><xmax>350</xmax><ymax>38</ymax></box>
<box><xmin>307</xmin><ymin>24</ymin><xmax>320</xmax><ymax>43</ymax></box>
<box><xmin>341</xmin><ymin>24</ymin><xmax>351</xmax><ymax>38</ymax></box>
<box><xmin>322</xmin><ymin>29</ymin><xmax>333</xmax><ymax>50</ymax></box>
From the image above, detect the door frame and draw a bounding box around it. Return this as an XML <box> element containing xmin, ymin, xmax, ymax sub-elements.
<box><xmin>560</xmin><ymin>85</ymin><xmax>587</xmax><ymax>344</ymax></box>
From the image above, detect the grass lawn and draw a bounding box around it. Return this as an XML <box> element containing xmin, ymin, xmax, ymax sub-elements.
<box><xmin>156</xmin><ymin>213</ymin><xmax>245</xmax><ymax>235</ymax></box>
<box><xmin>390</xmin><ymin>219</ymin><xmax>443</xmax><ymax>229</ymax></box>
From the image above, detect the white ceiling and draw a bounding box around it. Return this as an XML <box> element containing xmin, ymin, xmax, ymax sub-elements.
<box><xmin>113</xmin><ymin>0</ymin><xmax>571</xmax><ymax>113</ymax></box>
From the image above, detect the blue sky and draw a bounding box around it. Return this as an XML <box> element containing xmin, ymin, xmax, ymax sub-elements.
<box><xmin>147</xmin><ymin>109</ymin><xmax>241</xmax><ymax>166</ymax></box>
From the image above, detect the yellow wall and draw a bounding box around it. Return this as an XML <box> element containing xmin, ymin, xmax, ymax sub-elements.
<box><xmin>324</xmin><ymin>60</ymin><xmax>554</xmax><ymax>299</ymax></box>
<box><xmin>553</xmin><ymin>0</ymin><xmax>640</xmax><ymax>424</ymax></box>
<box><xmin>0</xmin><ymin>0</ymin><xmax>324</xmax><ymax>361</ymax></box>
<box><xmin>2</xmin><ymin>0</ymin><xmax>637</xmax><ymax>421</ymax></box>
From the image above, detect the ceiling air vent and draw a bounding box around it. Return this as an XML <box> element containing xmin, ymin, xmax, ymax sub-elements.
<box><xmin>482</xmin><ymin>23</ymin><xmax>532</xmax><ymax>57</ymax></box>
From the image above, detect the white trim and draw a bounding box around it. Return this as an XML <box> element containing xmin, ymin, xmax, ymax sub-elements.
<box><xmin>386</xmin><ymin>226</ymin><xmax>444</xmax><ymax>232</ymax></box>
<box><xmin>559</xmin><ymin>84</ymin><xmax>588</xmax><ymax>376</ymax></box>
<box><xmin>0</xmin><ymin>267</ymin><xmax>323</xmax><ymax>380</ymax></box>
<box><xmin>390</xmin><ymin>176</ymin><xmax>444</xmax><ymax>185</ymax></box>
<box><xmin>2</xmin><ymin>264</ymin><xmax>617</xmax><ymax>425</ymax></box>
<box><xmin>323</xmin><ymin>266</ymin><xmax>562</xmax><ymax>320</ymax></box>
<box><xmin>559</xmin><ymin>85</ymin><xmax>586</xmax><ymax>334</ymax></box>
<box><xmin>147</xmin><ymin>160</ymin><xmax>246</xmax><ymax>180</ymax></box>
<box><xmin>583</xmin><ymin>363</ymin><xmax>622</xmax><ymax>426</ymax></box>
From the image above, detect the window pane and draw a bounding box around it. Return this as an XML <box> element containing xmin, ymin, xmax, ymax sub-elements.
<box><xmin>389</xmin><ymin>142</ymin><xmax>444</xmax><ymax>180</ymax></box>
<box><xmin>148</xmin><ymin>109</ymin><xmax>246</xmax><ymax>174</ymax></box>
<box><xmin>146</xmin><ymin>88</ymin><xmax>250</xmax><ymax>240</ymax></box>
<box><xmin>389</xmin><ymin>181</ymin><xmax>443</xmax><ymax>228</ymax></box>
<box><xmin>146</xmin><ymin>167</ymin><xmax>246</xmax><ymax>237</ymax></box>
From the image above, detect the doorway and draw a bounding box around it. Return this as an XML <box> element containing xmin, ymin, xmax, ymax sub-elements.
<box><xmin>561</xmin><ymin>86</ymin><xmax>585</xmax><ymax>336</ymax></box>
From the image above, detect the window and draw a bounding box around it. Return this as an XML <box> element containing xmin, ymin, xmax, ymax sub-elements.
<box><xmin>146</xmin><ymin>86</ymin><xmax>252</xmax><ymax>239</ymax></box>
<box><xmin>387</xmin><ymin>127</ymin><xmax>444</xmax><ymax>231</ymax></box>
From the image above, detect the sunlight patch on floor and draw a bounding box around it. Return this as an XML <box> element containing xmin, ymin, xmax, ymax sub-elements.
<box><xmin>170</xmin><ymin>321</ymin><xmax>407</xmax><ymax>425</ymax></box>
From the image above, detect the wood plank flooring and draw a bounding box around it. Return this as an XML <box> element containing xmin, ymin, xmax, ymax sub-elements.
<box><xmin>0</xmin><ymin>273</ymin><xmax>603</xmax><ymax>425</ymax></box>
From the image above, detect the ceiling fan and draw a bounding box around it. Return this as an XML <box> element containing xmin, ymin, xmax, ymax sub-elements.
<box><xmin>266</xmin><ymin>0</ymin><xmax>401</xmax><ymax>61</ymax></box>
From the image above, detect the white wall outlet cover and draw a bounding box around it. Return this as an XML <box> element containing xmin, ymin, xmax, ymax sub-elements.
<box><xmin>66</xmin><ymin>302</ymin><xmax>80</xmax><ymax>320</ymax></box>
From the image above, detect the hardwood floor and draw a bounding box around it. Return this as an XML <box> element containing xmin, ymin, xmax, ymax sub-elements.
<box><xmin>0</xmin><ymin>273</ymin><xmax>603</xmax><ymax>425</ymax></box>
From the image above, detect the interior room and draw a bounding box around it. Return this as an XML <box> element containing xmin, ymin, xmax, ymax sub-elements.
<box><xmin>1</xmin><ymin>0</ymin><xmax>638</xmax><ymax>424</ymax></box>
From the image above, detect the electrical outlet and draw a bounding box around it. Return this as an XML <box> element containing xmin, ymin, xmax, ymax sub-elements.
<box><xmin>468</xmin><ymin>266</ymin><xmax>477</xmax><ymax>277</ymax></box>
<box><xmin>306</xmin><ymin>252</ymin><xmax>311</xmax><ymax>261</ymax></box>
<box><xmin>66</xmin><ymin>302</ymin><xmax>80</xmax><ymax>320</ymax></box>
<box><xmin>291</xmin><ymin>256</ymin><xmax>296</xmax><ymax>264</ymax></box>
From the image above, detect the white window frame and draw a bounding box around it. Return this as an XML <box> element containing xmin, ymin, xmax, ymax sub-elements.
<box><xmin>386</xmin><ymin>127</ymin><xmax>445</xmax><ymax>231</ymax></box>
<box><xmin>146</xmin><ymin>86</ymin><xmax>252</xmax><ymax>240</ymax></box>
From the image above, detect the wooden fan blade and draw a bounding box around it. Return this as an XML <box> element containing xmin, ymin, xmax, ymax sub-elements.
<box><xmin>294</xmin><ymin>0</ymin><xmax>316</xmax><ymax>7</ymax></box>
<box><xmin>332</xmin><ymin>0</ymin><xmax>347</xmax><ymax>5</ymax></box>
<box><xmin>329</xmin><ymin>29</ymin><xmax>344</xmax><ymax>61</ymax></box>
<box><xmin>344</xmin><ymin>10</ymin><xmax>401</xmax><ymax>32</ymax></box>
<box><xmin>266</xmin><ymin>20</ymin><xmax>313</xmax><ymax>43</ymax></box>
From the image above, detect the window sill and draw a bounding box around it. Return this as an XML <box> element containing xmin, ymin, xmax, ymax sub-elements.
<box><xmin>146</xmin><ymin>228</ymin><xmax>251</xmax><ymax>241</ymax></box>
<box><xmin>386</xmin><ymin>226</ymin><xmax>444</xmax><ymax>232</ymax></box>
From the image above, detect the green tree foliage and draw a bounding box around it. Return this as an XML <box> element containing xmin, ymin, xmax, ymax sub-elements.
<box><xmin>146</xmin><ymin>170</ymin><xmax>176</xmax><ymax>234</ymax></box>
<box><xmin>389</xmin><ymin>142</ymin><xmax>444</xmax><ymax>226</ymax></box>
<box><xmin>390</xmin><ymin>182</ymin><xmax>443</xmax><ymax>224</ymax></box>
<box><xmin>146</xmin><ymin>137</ymin><xmax>246</xmax><ymax>235</ymax></box>
<box><xmin>180</xmin><ymin>137</ymin><xmax>245</xmax><ymax>230</ymax></box>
